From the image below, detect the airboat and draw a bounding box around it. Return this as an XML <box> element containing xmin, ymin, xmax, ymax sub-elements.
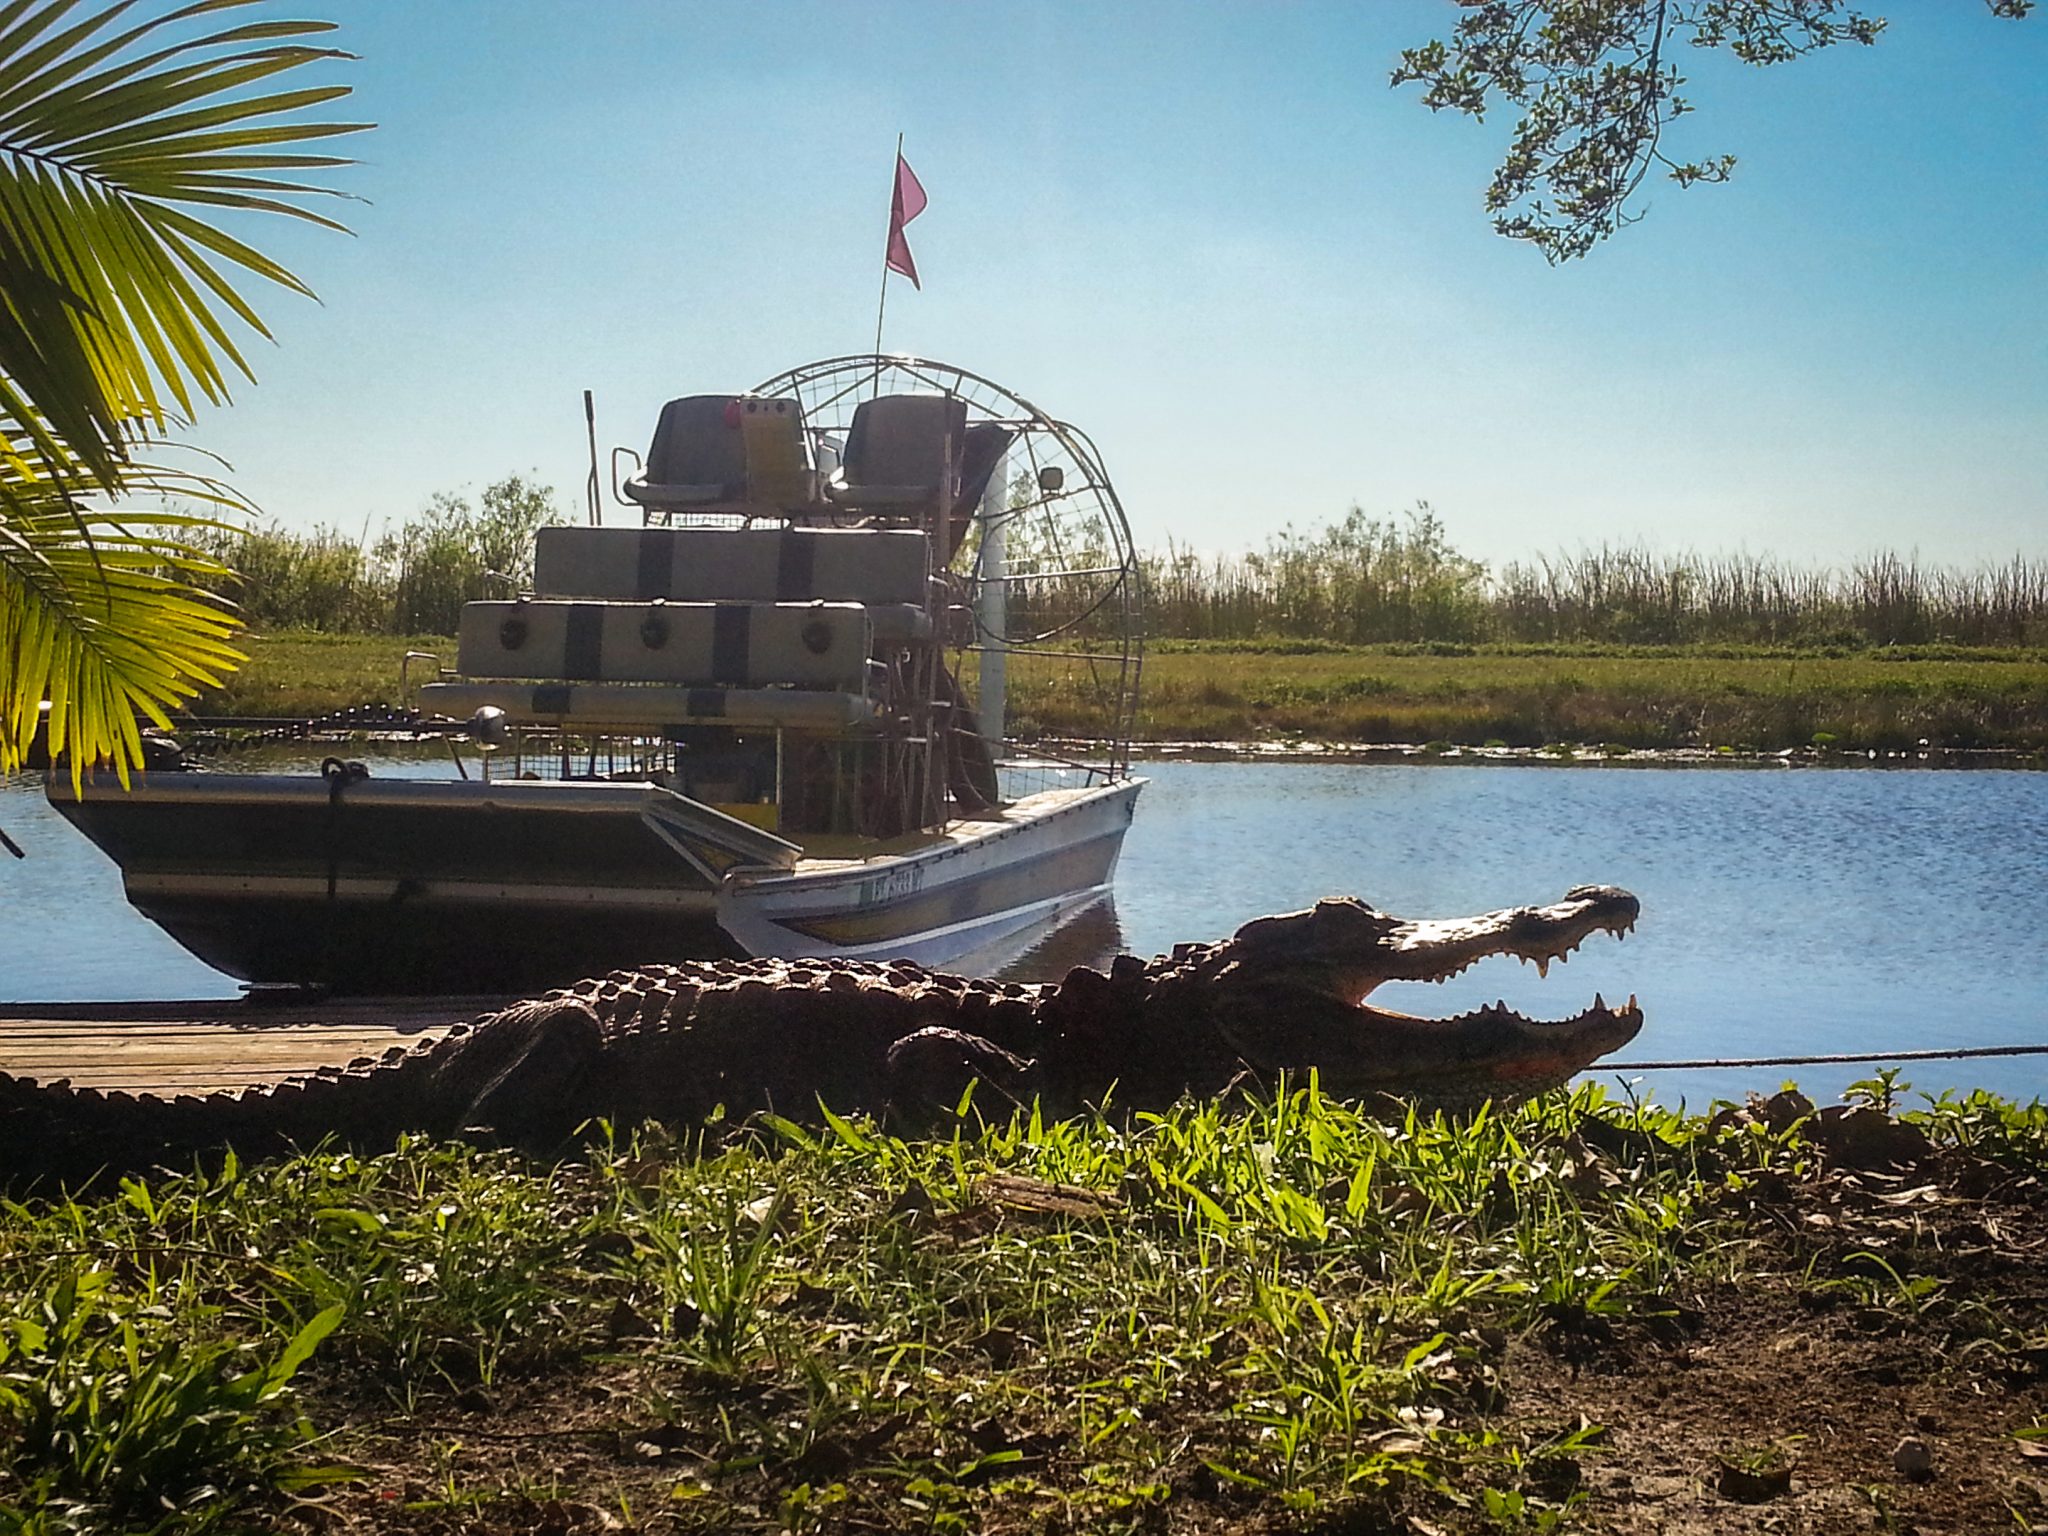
<box><xmin>48</xmin><ymin>357</ymin><xmax>1146</xmax><ymax>994</ymax></box>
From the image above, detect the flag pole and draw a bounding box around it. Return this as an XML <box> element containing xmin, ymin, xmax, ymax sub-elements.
<box><xmin>872</xmin><ymin>133</ymin><xmax>902</xmax><ymax>378</ymax></box>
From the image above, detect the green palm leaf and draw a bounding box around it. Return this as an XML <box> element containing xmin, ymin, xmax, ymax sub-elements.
<box><xmin>0</xmin><ymin>0</ymin><xmax>363</xmax><ymax>784</ymax></box>
<box><xmin>0</xmin><ymin>0</ymin><xmax>366</xmax><ymax>481</ymax></box>
<box><xmin>0</xmin><ymin>450</ymin><xmax>245</xmax><ymax>790</ymax></box>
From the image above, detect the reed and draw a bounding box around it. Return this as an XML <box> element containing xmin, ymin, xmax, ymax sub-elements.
<box><xmin>1138</xmin><ymin>512</ymin><xmax>2048</xmax><ymax>649</ymax></box>
<box><xmin>192</xmin><ymin>488</ymin><xmax>2048</xmax><ymax>651</ymax></box>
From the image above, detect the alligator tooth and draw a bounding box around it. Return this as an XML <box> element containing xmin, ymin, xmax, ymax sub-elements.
<box><xmin>1536</xmin><ymin>958</ymin><xmax>1549</xmax><ymax>979</ymax></box>
<box><xmin>1627</xmin><ymin>993</ymin><xmax>1638</xmax><ymax>1012</ymax></box>
<box><xmin>1593</xmin><ymin>992</ymin><xmax>1606</xmax><ymax>1013</ymax></box>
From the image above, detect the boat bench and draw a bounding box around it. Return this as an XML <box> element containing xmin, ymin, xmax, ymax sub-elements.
<box><xmin>535</xmin><ymin>525</ymin><xmax>930</xmax><ymax>606</ymax></box>
<box><xmin>457</xmin><ymin>600</ymin><xmax>885</xmax><ymax>690</ymax></box>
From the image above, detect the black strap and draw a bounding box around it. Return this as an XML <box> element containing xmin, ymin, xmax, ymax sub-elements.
<box><xmin>775</xmin><ymin>530</ymin><xmax>817</xmax><ymax>600</ymax></box>
<box><xmin>637</xmin><ymin>527</ymin><xmax>676</xmax><ymax>599</ymax></box>
<box><xmin>711</xmin><ymin>604</ymin><xmax>751</xmax><ymax>683</ymax></box>
<box><xmin>563</xmin><ymin>603</ymin><xmax>605</xmax><ymax>680</ymax></box>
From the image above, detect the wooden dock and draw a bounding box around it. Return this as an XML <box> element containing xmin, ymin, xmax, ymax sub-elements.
<box><xmin>0</xmin><ymin>996</ymin><xmax>514</xmax><ymax>1094</ymax></box>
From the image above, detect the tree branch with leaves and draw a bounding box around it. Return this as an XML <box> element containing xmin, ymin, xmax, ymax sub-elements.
<box><xmin>0</xmin><ymin>0</ymin><xmax>367</xmax><ymax>787</ymax></box>
<box><xmin>1393</xmin><ymin>0</ymin><xmax>2032</xmax><ymax>262</ymax></box>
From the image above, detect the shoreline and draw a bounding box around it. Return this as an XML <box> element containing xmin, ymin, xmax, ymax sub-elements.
<box><xmin>1113</xmin><ymin>738</ymin><xmax>2048</xmax><ymax>770</ymax></box>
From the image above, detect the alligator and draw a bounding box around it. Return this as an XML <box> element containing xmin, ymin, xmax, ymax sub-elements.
<box><xmin>0</xmin><ymin>886</ymin><xmax>1641</xmax><ymax>1185</ymax></box>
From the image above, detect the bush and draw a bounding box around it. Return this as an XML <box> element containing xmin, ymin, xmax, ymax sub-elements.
<box><xmin>191</xmin><ymin>475</ymin><xmax>563</xmax><ymax>636</ymax></box>
<box><xmin>197</xmin><ymin>482</ymin><xmax>2048</xmax><ymax>652</ymax></box>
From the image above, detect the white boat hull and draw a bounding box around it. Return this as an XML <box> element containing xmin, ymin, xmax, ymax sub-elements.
<box><xmin>718</xmin><ymin>780</ymin><xmax>1143</xmax><ymax>966</ymax></box>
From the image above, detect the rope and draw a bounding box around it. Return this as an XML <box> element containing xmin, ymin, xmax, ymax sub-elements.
<box><xmin>1605</xmin><ymin>1042</ymin><xmax>2048</xmax><ymax>1072</ymax></box>
<box><xmin>320</xmin><ymin>757</ymin><xmax>369</xmax><ymax>899</ymax></box>
<box><xmin>319</xmin><ymin>758</ymin><xmax>369</xmax><ymax>990</ymax></box>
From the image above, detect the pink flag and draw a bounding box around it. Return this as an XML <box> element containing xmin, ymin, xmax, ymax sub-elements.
<box><xmin>886</xmin><ymin>153</ymin><xmax>927</xmax><ymax>289</ymax></box>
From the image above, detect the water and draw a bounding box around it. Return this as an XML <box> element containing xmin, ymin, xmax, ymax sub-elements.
<box><xmin>6</xmin><ymin>759</ymin><xmax>2045</xmax><ymax>1109</ymax></box>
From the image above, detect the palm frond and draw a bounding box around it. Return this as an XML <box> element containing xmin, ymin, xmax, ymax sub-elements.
<box><xmin>0</xmin><ymin>0</ymin><xmax>366</xmax><ymax>490</ymax></box>
<box><xmin>0</xmin><ymin>0</ymin><xmax>362</xmax><ymax>788</ymax></box>
<box><xmin>0</xmin><ymin>446</ymin><xmax>245</xmax><ymax>789</ymax></box>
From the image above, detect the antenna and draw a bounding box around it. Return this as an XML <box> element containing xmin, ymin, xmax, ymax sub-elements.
<box><xmin>583</xmin><ymin>390</ymin><xmax>601</xmax><ymax>525</ymax></box>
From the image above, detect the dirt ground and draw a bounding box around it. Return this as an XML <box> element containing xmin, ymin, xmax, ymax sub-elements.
<box><xmin>278</xmin><ymin>1148</ymin><xmax>2048</xmax><ymax>1536</ymax></box>
<box><xmin>1511</xmin><ymin>1164</ymin><xmax>2048</xmax><ymax>1536</ymax></box>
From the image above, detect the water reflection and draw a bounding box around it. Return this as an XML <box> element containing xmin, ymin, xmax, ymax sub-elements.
<box><xmin>5</xmin><ymin>758</ymin><xmax>2046</xmax><ymax>1108</ymax></box>
<box><xmin>994</xmin><ymin>898</ymin><xmax>1126</xmax><ymax>982</ymax></box>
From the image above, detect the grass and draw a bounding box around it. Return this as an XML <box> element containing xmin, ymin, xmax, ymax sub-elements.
<box><xmin>188</xmin><ymin>631</ymin><xmax>2048</xmax><ymax>755</ymax></box>
<box><xmin>185</xmin><ymin>631</ymin><xmax>455</xmax><ymax>722</ymax></box>
<box><xmin>1023</xmin><ymin>642</ymin><xmax>2048</xmax><ymax>752</ymax></box>
<box><xmin>4</xmin><ymin>1082</ymin><xmax>2046</xmax><ymax>1533</ymax></box>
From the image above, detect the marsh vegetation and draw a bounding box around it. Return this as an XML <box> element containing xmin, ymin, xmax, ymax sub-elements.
<box><xmin>176</xmin><ymin>497</ymin><xmax>2048</xmax><ymax>753</ymax></box>
<box><xmin>4</xmin><ymin>1082</ymin><xmax>2045</xmax><ymax>1533</ymax></box>
<box><xmin>196</xmin><ymin>629</ymin><xmax>2048</xmax><ymax>756</ymax></box>
<box><xmin>203</xmin><ymin>498</ymin><xmax>2048</xmax><ymax>652</ymax></box>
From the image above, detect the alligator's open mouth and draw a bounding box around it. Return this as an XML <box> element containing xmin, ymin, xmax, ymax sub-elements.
<box><xmin>1220</xmin><ymin>886</ymin><xmax>1645</xmax><ymax>1095</ymax></box>
<box><xmin>1344</xmin><ymin>883</ymin><xmax>1642</xmax><ymax>1036</ymax></box>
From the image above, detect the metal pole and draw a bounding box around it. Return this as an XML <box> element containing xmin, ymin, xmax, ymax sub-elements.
<box><xmin>975</xmin><ymin>455</ymin><xmax>1007</xmax><ymax>748</ymax></box>
<box><xmin>583</xmin><ymin>390</ymin><xmax>601</xmax><ymax>526</ymax></box>
<box><xmin>872</xmin><ymin>133</ymin><xmax>902</xmax><ymax>373</ymax></box>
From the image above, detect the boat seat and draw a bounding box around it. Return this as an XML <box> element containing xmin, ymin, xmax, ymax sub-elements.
<box><xmin>621</xmin><ymin>395</ymin><xmax>746</xmax><ymax>511</ymax></box>
<box><xmin>535</xmin><ymin>525</ymin><xmax>930</xmax><ymax>606</ymax></box>
<box><xmin>458</xmin><ymin>600</ymin><xmax>874</xmax><ymax>690</ymax></box>
<box><xmin>622</xmin><ymin>395</ymin><xmax>818</xmax><ymax>514</ymax></box>
<box><xmin>419</xmin><ymin>681</ymin><xmax>877</xmax><ymax>731</ymax></box>
<box><xmin>827</xmin><ymin>393</ymin><xmax>968</xmax><ymax>515</ymax></box>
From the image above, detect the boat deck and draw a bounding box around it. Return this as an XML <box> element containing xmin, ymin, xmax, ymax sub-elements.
<box><xmin>0</xmin><ymin>996</ymin><xmax>510</xmax><ymax>1094</ymax></box>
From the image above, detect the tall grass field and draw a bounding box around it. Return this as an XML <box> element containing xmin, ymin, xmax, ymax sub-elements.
<box><xmin>179</xmin><ymin>492</ymin><xmax>2047</xmax><ymax>752</ymax></box>
<box><xmin>198</xmin><ymin>494</ymin><xmax>2048</xmax><ymax>652</ymax></box>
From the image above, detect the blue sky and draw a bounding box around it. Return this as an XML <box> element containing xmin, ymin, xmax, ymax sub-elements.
<box><xmin>187</xmin><ymin>1</ymin><xmax>2047</xmax><ymax>567</ymax></box>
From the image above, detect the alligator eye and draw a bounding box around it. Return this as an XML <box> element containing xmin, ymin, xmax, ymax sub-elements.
<box><xmin>640</xmin><ymin>615</ymin><xmax>669</xmax><ymax>649</ymax></box>
<box><xmin>801</xmin><ymin>619</ymin><xmax>834</xmax><ymax>655</ymax></box>
<box><xmin>499</xmin><ymin>617</ymin><xmax>528</xmax><ymax>650</ymax></box>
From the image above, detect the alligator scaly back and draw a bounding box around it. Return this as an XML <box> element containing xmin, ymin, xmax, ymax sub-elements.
<box><xmin>1</xmin><ymin>889</ymin><xmax>1644</xmax><ymax>1188</ymax></box>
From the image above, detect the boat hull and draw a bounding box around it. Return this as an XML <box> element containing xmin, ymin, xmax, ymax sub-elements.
<box><xmin>720</xmin><ymin>780</ymin><xmax>1143</xmax><ymax>966</ymax></box>
<box><xmin>48</xmin><ymin>770</ymin><xmax>1143</xmax><ymax>993</ymax></box>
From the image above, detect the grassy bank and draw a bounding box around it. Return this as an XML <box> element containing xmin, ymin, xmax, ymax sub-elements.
<box><xmin>191</xmin><ymin>631</ymin><xmax>2048</xmax><ymax>755</ymax></box>
<box><xmin>189</xmin><ymin>630</ymin><xmax>458</xmax><ymax>723</ymax></box>
<box><xmin>1017</xmin><ymin>641</ymin><xmax>2048</xmax><ymax>752</ymax></box>
<box><xmin>4</xmin><ymin>1083</ymin><xmax>2045</xmax><ymax>1534</ymax></box>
